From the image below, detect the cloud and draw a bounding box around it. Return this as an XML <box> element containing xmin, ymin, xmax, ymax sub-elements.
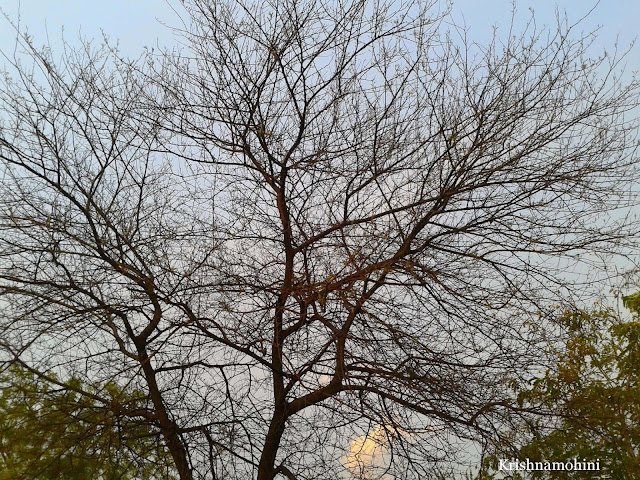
<box><xmin>344</xmin><ymin>425</ymin><xmax>390</xmax><ymax>479</ymax></box>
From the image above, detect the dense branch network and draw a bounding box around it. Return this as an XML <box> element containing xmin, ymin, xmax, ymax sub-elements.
<box><xmin>1</xmin><ymin>1</ymin><xmax>638</xmax><ymax>479</ymax></box>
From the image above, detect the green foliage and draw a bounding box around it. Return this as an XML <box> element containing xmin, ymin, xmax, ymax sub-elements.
<box><xmin>501</xmin><ymin>299</ymin><xmax>640</xmax><ymax>479</ymax></box>
<box><xmin>622</xmin><ymin>291</ymin><xmax>640</xmax><ymax>313</ymax></box>
<box><xmin>0</xmin><ymin>366</ymin><xmax>176</xmax><ymax>480</ymax></box>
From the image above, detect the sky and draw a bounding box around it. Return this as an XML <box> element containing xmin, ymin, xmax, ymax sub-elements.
<box><xmin>1</xmin><ymin>1</ymin><xmax>637</xmax><ymax>473</ymax></box>
<box><xmin>1</xmin><ymin>0</ymin><xmax>636</xmax><ymax>290</ymax></box>
<box><xmin>0</xmin><ymin>0</ymin><xmax>636</xmax><ymax>284</ymax></box>
<box><xmin>0</xmin><ymin>0</ymin><xmax>638</xmax><ymax>69</ymax></box>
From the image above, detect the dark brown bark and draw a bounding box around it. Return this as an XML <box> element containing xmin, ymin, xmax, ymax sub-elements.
<box><xmin>138</xmin><ymin>350</ymin><xmax>193</xmax><ymax>480</ymax></box>
<box><xmin>1</xmin><ymin>1</ymin><xmax>639</xmax><ymax>479</ymax></box>
<box><xmin>256</xmin><ymin>402</ymin><xmax>289</xmax><ymax>480</ymax></box>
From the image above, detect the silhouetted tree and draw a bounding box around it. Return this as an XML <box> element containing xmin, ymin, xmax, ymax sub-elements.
<box><xmin>1</xmin><ymin>1</ymin><xmax>638</xmax><ymax>479</ymax></box>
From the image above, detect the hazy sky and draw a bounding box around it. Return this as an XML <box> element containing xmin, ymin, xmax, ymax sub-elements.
<box><xmin>1</xmin><ymin>0</ymin><xmax>638</xmax><ymax>70</ymax></box>
<box><xmin>0</xmin><ymin>0</ymin><xmax>636</xmax><ymax>472</ymax></box>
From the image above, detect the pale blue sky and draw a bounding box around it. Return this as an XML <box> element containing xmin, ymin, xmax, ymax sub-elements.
<box><xmin>0</xmin><ymin>0</ymin><xmax>179</xmax><ymax>59</ymax></box>
<box><xmin>1</xmin><ymin>1</ymin><xmax>638</xmax><ymax>68</ymax></box>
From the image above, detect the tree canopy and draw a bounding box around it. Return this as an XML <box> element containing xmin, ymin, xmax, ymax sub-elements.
<box><xmin>502</xmin><ymin>297</ymin><xmax>640</xmax><ymax>479</ymax></box>
<box><xmin>0</xmin><ymin>365</ymin><xmax>175</xmax><ymax>480</ymax></box>
<box><xmin>0</xmin><ymin>1</ymin><xmax>639</xmax><ymax>479</ymax></box>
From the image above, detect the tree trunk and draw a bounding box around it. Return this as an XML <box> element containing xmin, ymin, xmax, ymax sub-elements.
<box><xmin>257</xmin><ymin>403</ymin><xmax>288</xmax><ymax>480</ymax></box>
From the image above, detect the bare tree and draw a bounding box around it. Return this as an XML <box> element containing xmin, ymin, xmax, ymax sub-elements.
<box><xmin>1</xmin><ymin>1</ymin><xmax>638</xmax><ymax>479</ymax></box>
